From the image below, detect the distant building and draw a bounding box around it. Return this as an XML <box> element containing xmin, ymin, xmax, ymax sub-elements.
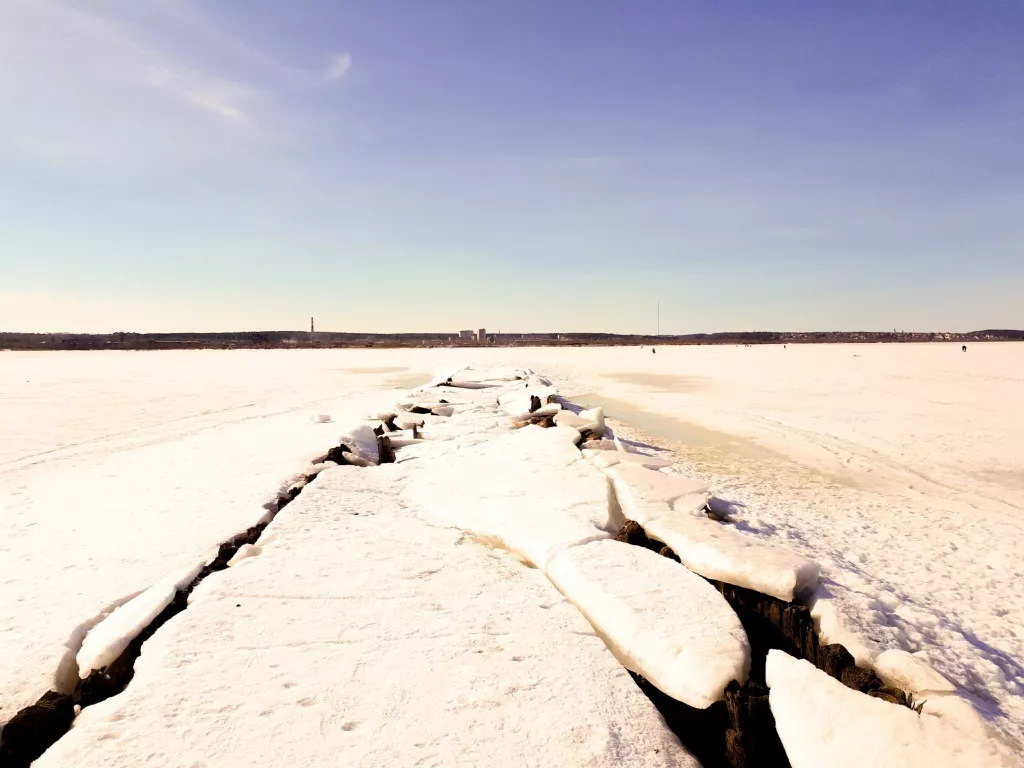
<box><xmin>459</xmin><ymin>330</ymin><xmax>474</xmax><ymax>339</ymax></box>
<box><xmin>476</xmin><ymin>328</ymin><xmax>486</xmax><ymax>342</ymax></box>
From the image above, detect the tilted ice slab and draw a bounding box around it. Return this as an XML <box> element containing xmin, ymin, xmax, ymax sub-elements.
<box><xmin>600</xmin><ymin>460</ymin><xmax>710</xmax><ymax>524</ymax></box>
<box><xmin>76</xmin><ymin>560</ymin><xmax>204</xmax><ymax>678</ymax></box>
<box><xmin>36</xmin><ymin>466</ymin><xmax>692</xmax><ymax>768</ymax></box>
<box><xmin>553</xmin><ymin>407</ymin><xmax>607</xmax><ymax>436</ymax></box>
<box><xmin>403</xmin><ymin>424</ymin><xmax>615</xmax><ymax>570</ymax></box>
<box><xmin>547</xmin><ymin>539</ymin><xmax>750</xmax><ymax>709</ymax></box>
<box><xmin>605</xmin><ymin>461</ymin><xmax>820</xmax><ymax>601</ymax></box>
<box><xmin>765</xmin><ymin>650</ymin><xmax>1021</xmax><ymax>768</ymax></box>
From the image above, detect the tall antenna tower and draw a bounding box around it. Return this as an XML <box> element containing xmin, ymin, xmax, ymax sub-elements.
<box><xmin>310</xmin><ymin>317</ymin><xmax>314</xmax><ymax>346</ymax></box>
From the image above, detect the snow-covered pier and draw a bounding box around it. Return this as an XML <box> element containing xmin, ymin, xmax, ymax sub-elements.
<box><xmin>3</xmin><ymin>366</ymin><xmax>1020</xmax><ymax>767</ymax></box>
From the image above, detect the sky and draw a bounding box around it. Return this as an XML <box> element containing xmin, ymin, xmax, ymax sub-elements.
<box><xmin>1</xmin><ymin>0</ymin><xmax>1022</xmax><ymax>334</ymax></box>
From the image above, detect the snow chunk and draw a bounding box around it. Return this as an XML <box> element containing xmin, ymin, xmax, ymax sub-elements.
<box><xmin>337</xmin><ymin>424</ymin><xmax>379</xmax><ymax>464</ymax></box>
<box><xmin>554</xmin><ymin>410</ymin><xmax>590</xmax><ymax>429</ymax></box>
<box><xmin>310</xmin><ymin>413</ymin><xmax>332</xmax><ymax>424</ymax></box>
<box><xmin>553</xmin><ymin>407</ymin><xmax>605</xmax><ymax>436</ymax></box>
<box><xmin>809</xmin><ymin>591</ymin><xmax>876</xmax><ymax>666</ymax></box>
<box><xmin>403</xmin><ymin>425</ymin><xmax>615</xmax><ymax>570</ymax></box>
<box><xmin>579</xmin><ymin>407</ymin><xmax>606</xmax><ymax>436</ymax></box>
<box><xmin>227</xmin><ymin>544</ymin><xmax>261</xmax><ymax>567</ymax></box>
<box><xmin>765</xmin><ymin>650</ymin><xmax>1021</xmax><ymax>768</ymax></box>
<box><xmin>76</xmin><ymin>560</ymin><xmax>203</xmax><ymax>678</ymax></box>
<box><xmin>547</xmin><ymin>539</ymin><xmax>749</xmax><ymax>709</ymax></box>
<box><xmin>393</xmin><ymin>412</ymin><xmax>425</xmax><ymax>430</ymax></box>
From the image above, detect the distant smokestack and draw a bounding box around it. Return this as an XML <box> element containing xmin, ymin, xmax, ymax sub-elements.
<box><xmin>310</xmin><ymin>317</ymin><xmax>314</xmax><ymax>345</ymax></box>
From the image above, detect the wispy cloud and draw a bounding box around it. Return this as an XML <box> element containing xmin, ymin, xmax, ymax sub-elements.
<box><xmin>143</xmin><ymin>65</ymin><xmax>255</xmax><ymax>124</ymax></box>
<box><xmin>0</xmin><ymin>1</ymin><xmax>347</xmax><ymax>175</ymax></box>
<box><xmin>325</xmin><ymin>52</ymin><xmax>352</xmax><ymax>82</ymax></box>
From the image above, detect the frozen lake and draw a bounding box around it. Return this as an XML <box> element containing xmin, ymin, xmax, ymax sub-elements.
<box><xmin>2</xmin><ymin>344</ymin><xmax>1023</xmax><ymax>752</ymax></box>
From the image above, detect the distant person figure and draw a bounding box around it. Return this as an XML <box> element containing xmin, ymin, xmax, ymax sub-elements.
<box><xmin>962</xmin><ymin>345</ymin><xmax>967</xmax><ymax>352</ymax></box>
<box><xmin>652</xmin><ymin>348</ymin><xmax>656</xmax><ymax>354</ymax></box>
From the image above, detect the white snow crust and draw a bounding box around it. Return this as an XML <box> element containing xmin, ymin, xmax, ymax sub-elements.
<box><xmin>765</xmin><ymin>650</ymin><xmax>1021</xmax><ymax>768</ymax></box>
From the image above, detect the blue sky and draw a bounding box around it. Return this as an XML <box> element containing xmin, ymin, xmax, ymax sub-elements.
<box><xmin>1</xmin><ymin>1</ymin><xmax>1022</xmax><ymax>334</ymax></box>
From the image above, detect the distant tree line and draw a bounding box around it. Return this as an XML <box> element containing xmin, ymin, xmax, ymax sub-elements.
<box><xmin>2</xmin><ymin>329</ymin><xmax>1022</xmax><ymax>351</ymax></box>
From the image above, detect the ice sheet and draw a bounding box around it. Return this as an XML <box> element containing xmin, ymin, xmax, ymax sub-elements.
<box><xmin>36</xmin><ymin>466</ymin><xmax>692</xmax><ymax>768</ymax></box>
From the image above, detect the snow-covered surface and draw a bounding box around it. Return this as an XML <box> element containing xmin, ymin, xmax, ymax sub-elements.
<box><xmin>547</xmin><ymin>539</ymin><xmax>749</xmax><ymax>709</ymax></box>
<box><xmin>601</xmin><ymin>461</ymin><xmax>819</xmax><ymax>601</ymax></box>
<box><xmin>765</xmin><ymin>650</ymin><xmax>1022</xmax><ymax>768</ymax></box>
<box><xmin>35</xmin><ymin>464</ymin><xmax>691</xmax><ymax>768</ymax></box>
<box><xmin>0</xmin><ymin>350</ymin><xmax>430</xmax><ymax>726</ymax></box>
<box><xmin>5</xmin><ymin>343</ymin><xmax>1024</xmax><ymax>758</ymax></box>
